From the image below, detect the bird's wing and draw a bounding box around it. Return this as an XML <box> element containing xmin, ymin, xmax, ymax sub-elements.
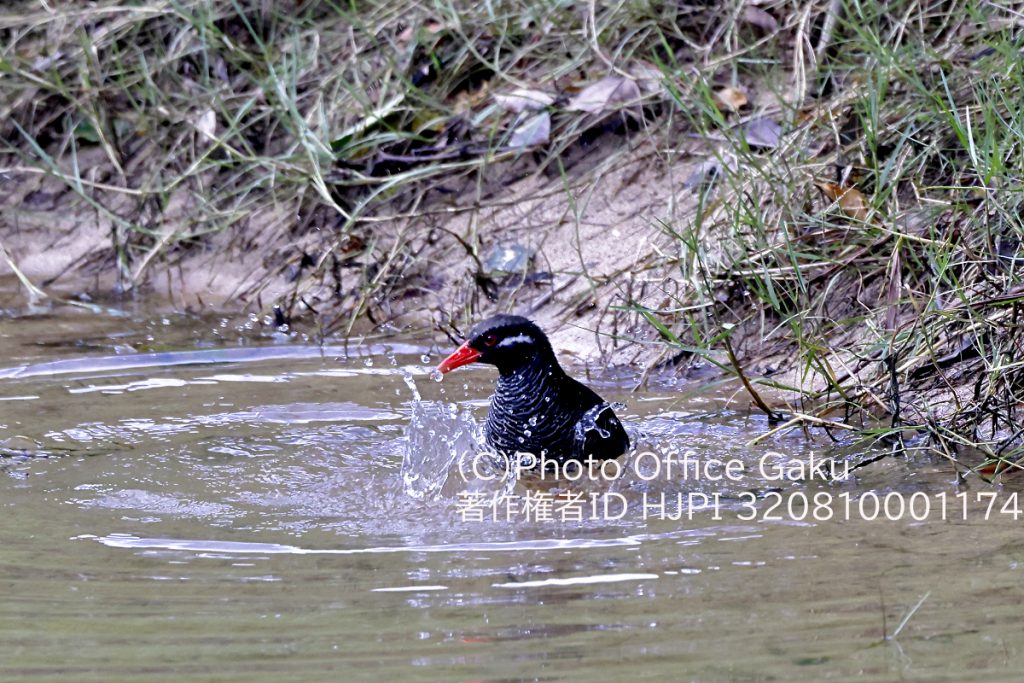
<box><xmin>574</xmin><ymin>402</ymin><xmax>629</xmax><ymax>461</ymax></box>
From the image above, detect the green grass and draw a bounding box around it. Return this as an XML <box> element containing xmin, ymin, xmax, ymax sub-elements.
<box><xmin>631</xmin><ymin>0</ymin><xmax>1024</xmax><ymax>475</ymax></box>
<box><xmin>3</xmin><ymin>0</ymin><xmax>1024</xmax><ymax>475</ymax></box>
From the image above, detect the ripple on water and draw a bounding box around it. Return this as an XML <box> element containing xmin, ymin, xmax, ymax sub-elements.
<box><xmin>3</xmin><ymin>331</ymin><xmax>1021</xmax><ymax>679</ymax></box>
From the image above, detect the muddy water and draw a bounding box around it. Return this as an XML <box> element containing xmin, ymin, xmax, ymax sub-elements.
<box><xmin>1</xmin><ymin>301</ymin><xmax>1022</xmax><ymax>682</ymax></box>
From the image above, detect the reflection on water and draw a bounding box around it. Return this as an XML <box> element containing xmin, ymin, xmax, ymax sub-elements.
<box><xmin>1</xmin><ymin>302</ymin><xmax>1023</xmax><ymax>681</ymax></box>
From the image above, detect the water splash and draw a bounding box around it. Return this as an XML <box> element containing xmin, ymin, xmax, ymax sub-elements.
<box><xmin>401</xmin><ymin>401</ymin><xmax>481</xmax><ymax>500</ymax></box>
<box><xmin>399</xmin><ymin>368</ymin><xmax>422</xmax><ymax>402</ymax></box>
<box><xmin>575</xmin><ymin>403</ymin><xmax>614</xmax><ymax>441</ymax></box>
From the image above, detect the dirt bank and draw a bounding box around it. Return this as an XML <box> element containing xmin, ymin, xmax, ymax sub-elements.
<box><xmin>3</xmin><ymin>1</ymin><xmax>1024</xmax><ymax>473</ymax></box>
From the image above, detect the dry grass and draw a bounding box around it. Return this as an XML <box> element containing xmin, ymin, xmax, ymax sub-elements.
<box><xmin>3</xmin><ymin>0</ymin><xmax>1024</xmax><ymax>475</ymax></box>
<box><xmin>621</xmin><ymin>1</ymin><xmax>1024</xmax><ymax>477</ymax></box>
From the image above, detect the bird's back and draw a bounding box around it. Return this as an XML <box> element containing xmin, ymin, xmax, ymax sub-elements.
<box><xmin>485</xmin><ymin>370</ymin><xmax>629</xmax><ymax>464</ymax></box>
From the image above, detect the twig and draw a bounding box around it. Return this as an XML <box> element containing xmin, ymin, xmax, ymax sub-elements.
<box><xmin>746</xmin><ymin>411</ymin><xmax>855</xmax><ymax>447</ymax></box>
<box><xmin>723</xmin><ymin>333</ymin><xmax>783</xmax><ymax>423</ymax></box>
<box><xmin>0</xmin><ymin>238</ymin><xmax>47</xmax><ymax>305</ymax></box>
<box><xmin>887</xmin><ymin>592</ymin><xmax>930</xmax><ymax>640</ymax></box>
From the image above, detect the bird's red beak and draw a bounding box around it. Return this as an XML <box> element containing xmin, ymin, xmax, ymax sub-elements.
<box><xmin>437</xmin><ymin>341</ymin><xmax>482</xmax><ymax>374</ymax></box>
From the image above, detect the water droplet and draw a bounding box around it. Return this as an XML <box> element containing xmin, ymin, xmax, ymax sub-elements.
<box><xmin>518</xmin><ymin>436</ymin><xmax>525</xmax><ymax>444</ymax></box>
<box><xmin>528</xmin><ymin>415</ymin><xmax>538</xmax><ymax>426</ymax></box>
<box><xmin>544</xmin><ymin>396</ymin><xmax>551</xmax><ymax>402</ymax></box>
<box><xmin>430</xmin><ymin>369</ymin><xmax>444</xmax><ymax>382</ymax></box>
<box><xmin>421</xmin><ymin>354</ymin><xmax>431</xmax><ymax>363</ymax></box>
<box><xmin>524</xmin><ymin>429</ymin><xmax>532</xmax><ymax>437</ymax></box>
<box><xmin>364</xmin><ymin>358</ymin><xmax>374</xmax><ymax>367</ymax></box>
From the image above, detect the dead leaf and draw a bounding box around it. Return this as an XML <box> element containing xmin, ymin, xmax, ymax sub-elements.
<box><xmin>397</xmin><ymin>20</ymin><xmax>445</xmax><ymax>46</ymax></box>
<box><xmin>453</xmin><ymin>81</ymin><xmax>491</xmax><ymax>114</ymax></box>
<box><xmin>714</xmin><ymin>87</ymin><xmax>748</xmax><ymax>112</ymax></box>
<box><xmin>630</xmin><ymin>60</ymin><xmax>665</xmax><ymax>96</ymax></box>
<box><xmin>741</xmin><ymin>6</ymin><xmax>779</xmax><ymax>33</ymax></box>
<box><xmin>493</xmin><ymin>88</ymin><xmax>554</xmax><ymax>113</ymax></box>
<box><xmin>976</xmin><ymin>458</ymin><xmax>1024</xmax><ymax>479</ymax></box>
<box><xmin>339</xmin><ymin>235</ymin><xmax>366</xmax><ymax>254</ymax></box>
<box><xmin>815</xmin><ymin>182</ymin><xmax>871</xmax><ymax>222</ymax></box>
<box><xmin>567</xmin><ymin>76</ymin><xmax>641</xmax><ymax>114</ymax></box>
<box><xmin>742</xmin><ymin>117</ymin><xmax>782</xmax><ymax>149</ymax></box>
<box><xmin>194</xmin><ymin>109</ymin><xmax>216</xmax><ymax>141</ymax></box>
<box><xmin>508</xmin><ymin>111</ymin><xmax>550</xmax><ymax>148</ymax></box>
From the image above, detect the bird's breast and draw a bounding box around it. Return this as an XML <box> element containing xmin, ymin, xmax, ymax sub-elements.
<box><xmin>485</xmin><ymin>371</ymin><xmax>579</xmax><ymax>458</ymax></box>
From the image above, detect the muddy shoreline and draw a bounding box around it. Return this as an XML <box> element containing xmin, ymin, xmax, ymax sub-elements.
<box><xmin>1</xmin><ymin>136</ymin><xmax>697</xmax><ymax>362</ymax></box>
<box><xmin>4</xmin><ymin>1</ymin><xmax>1024</xmax><ymax>472</ymax></box>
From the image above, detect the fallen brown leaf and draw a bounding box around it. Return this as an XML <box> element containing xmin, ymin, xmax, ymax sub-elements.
<box><xmin>977</xmin><ymin>460</ymin><xmax>1024</xmax><ymax>478</ymax></box>
<box><xmin>397</xmin><ymin>20</ymin><xmax>445</xmax><ymax>46</ymax></box>
<box><xmin>815</xmin><ymin>181</ymin><xmax>871</xmax><ymax>222</ymax></box>
<box><xmin>339</xmin><ymin>235</ymin><xmax>366</xmax><ymax>254</ymax></box>
<box><xmin>714</xmin><ymin>86</ymin><xmax>748</xmax><ymax>112</ymax></box>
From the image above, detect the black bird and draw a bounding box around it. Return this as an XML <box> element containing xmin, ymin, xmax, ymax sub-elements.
<box><xmin>437</xmin><ymin>315</ymin><xmax>630</xmax><ymax>466</ymax></box>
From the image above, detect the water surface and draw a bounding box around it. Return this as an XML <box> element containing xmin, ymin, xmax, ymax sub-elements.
<box><xmin>1</xmin><ymin>299</ymin><xmax>1021</xmax><ymax>681</ymax></box>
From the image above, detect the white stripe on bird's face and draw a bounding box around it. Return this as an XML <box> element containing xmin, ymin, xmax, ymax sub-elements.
<box><xmin>496</xmin><ymin>333</ymin><xmax>534</xmax><ymax>348</ymax></box>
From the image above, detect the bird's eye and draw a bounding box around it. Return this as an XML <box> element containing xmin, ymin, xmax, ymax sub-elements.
<box><xmin>483</xmin><ymin>334</ymin><xmax>498</xmax><ymax>347</ymax></box>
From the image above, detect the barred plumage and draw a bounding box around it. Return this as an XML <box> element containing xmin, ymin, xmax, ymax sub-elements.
<box><xmin>438</xmin><ymin>314</ymin><xmax>629</xmax><ymax>466</ymax></box>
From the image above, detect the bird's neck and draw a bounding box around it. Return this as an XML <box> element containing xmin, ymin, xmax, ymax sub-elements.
<box><xmin>494</xmin><ymin>350</ymin><xmax>564</xmax><ymax>389</ymax></box>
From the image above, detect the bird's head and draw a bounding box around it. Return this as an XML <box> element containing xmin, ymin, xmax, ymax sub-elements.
<box><xmin>437</xmin><ymin>314</ymin><xmax>555</xmax><ymax>375</ymax></box>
